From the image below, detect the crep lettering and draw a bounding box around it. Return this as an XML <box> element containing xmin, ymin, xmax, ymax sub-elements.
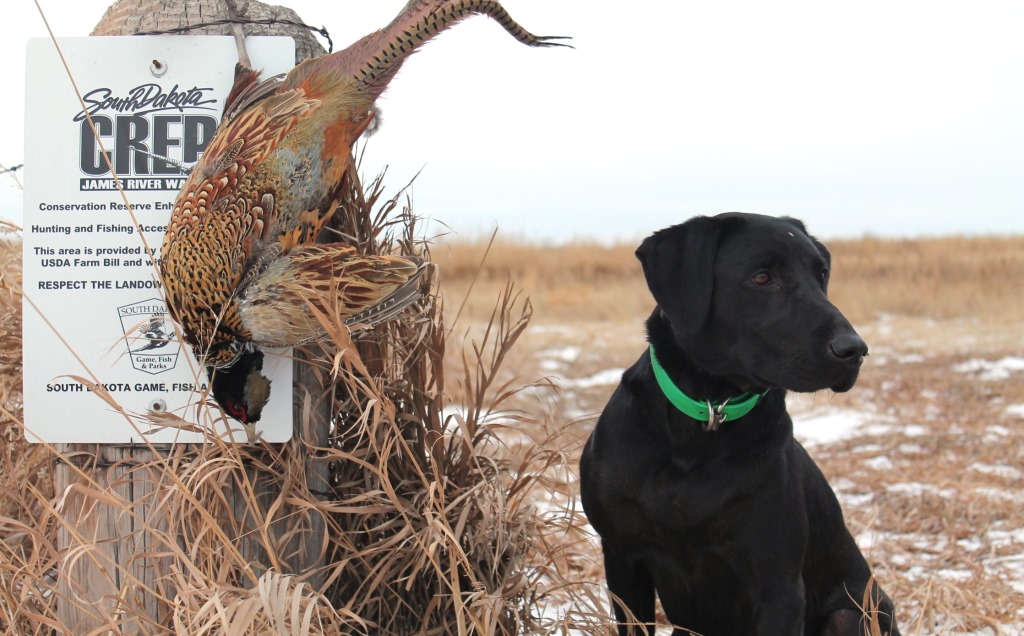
<box><xmin>75</xmin><ymin>84</ymin><xmax>221</xmax><ymax>177</ymax></box>
<box><xmin>80</xmin><ymin>114</ymin><xmax>218</xmax><ymax>176</ymax></box>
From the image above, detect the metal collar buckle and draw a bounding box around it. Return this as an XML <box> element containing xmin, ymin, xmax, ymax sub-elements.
<box><xmin>704</xmin><ymin>397</ymin><xmax>731</xmax><ymax>432</ymax></box>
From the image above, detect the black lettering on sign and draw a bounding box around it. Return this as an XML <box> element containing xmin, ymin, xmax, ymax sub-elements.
<box><xmin>79</xmin><ymin>114</ymin><xmax>218</xmax><ymax>182</ymax></box>
<box><xmin>74</xmin><ymin>82</ymin><xmax>220</xmax><ymax>187</ymax></box>
<box><xmin>74</xmin><ymin>84</ymin><xmax>218</xmax><ymax>122</ymax></box>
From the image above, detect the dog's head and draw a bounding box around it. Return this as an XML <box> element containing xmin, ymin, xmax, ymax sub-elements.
<box><xmin>636</xmin><ymin>212</ymin><xmax>867</xmax><ymax>393</ymax></box>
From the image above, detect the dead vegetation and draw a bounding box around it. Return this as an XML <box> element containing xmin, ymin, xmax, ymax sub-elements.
<box><xmin>435</xmin><ymin>232</ymin><xmax>1024</xmax><ymax>634</ymax></box>
<box><xmin>435</xmin><ymin>233</ymin><xmax>1024</xmax><ymax>327</ymax></box>
<box><xmin>2</xmin><ymin>221</ymin><xmax>1022</xmax><ymax>634</ymax></box>
<box><xmin>0</xmin><ymin>177</ymin><xmax>606</xmax><ymax>634</ymax></box>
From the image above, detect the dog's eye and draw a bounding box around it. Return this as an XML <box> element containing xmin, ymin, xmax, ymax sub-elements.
<box><xmin>821</xmin><ymin>269</ymin><xmax>829</xmax><ymax>281</ymax></box>
<box><xmin>752</xmin><ymin>272</ymin><xmax>772</xmax><ymax>286</ymax></box>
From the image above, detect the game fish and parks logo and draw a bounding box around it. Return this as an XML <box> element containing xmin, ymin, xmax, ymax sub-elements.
<box><xmin>117</xmin><ymin>298</ymin><xmax>181</xmax><ymax>375</ymax></box>
<box><xmin>74</xmin><ymin>83</ymin><xmax>220</xmax><ymax>191</ymax></box>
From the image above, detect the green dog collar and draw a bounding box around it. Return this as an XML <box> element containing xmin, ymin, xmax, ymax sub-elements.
<box><xmin>649</xmin><ymin>345</ymin><xmax>767</xmax><ymax>431</ymax></box>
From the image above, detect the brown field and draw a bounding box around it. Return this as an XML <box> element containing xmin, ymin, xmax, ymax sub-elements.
<box><xmin>436</xmin><ymin>234</ymin><xmax>1024</xmax><ymax>327</ymax></box>
<box><xmin>434</xmin><ymin>234</ymin><xmax>1024</xmax><ymax>634</ymax></box>
<box><xmin>2</xmin><ymin>229</ymin><xmax>1023</xmax><ymax>633</ymax></box>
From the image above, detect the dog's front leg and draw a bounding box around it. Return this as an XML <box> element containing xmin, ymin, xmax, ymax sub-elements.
<box><xmin>753</xmin><ymin>580</ymin><xmax>806</xmax><ymax>636</ymax></box>
<box><xmin>602</xmin><ymin>544</ymin><xmax>657</xmax><ymax>636</ymax></box>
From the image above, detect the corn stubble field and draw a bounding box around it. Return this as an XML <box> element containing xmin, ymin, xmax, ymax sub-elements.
<box><xmin>1</xmin><ymin>222</ymin><xmax>1023</xmax><ymax>634</ymax></box>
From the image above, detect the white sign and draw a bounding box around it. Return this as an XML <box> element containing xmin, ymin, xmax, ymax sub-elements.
<box><xmin>23</xmin><ymin>37</ymin><xmax>296</xmax><ymax>443</ymax></box>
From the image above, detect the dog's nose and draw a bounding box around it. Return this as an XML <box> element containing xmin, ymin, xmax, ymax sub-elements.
<box><xmin>829</xmin><ymin>332</ymin><xmax>868</xmax><ymax>364</ymax></box>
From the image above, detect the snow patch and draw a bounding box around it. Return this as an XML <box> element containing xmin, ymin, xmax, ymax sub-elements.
<box><xmin>954</xmin><ymin>356</ymin><xmax>1024</xmax><ymax>381</ymax></box>
<box><xmin>561</xmin><ymin>368</ymin><xmax>625</xmax><ymax>389</ymax></box>
<box><xmin>440</xmin><ymin>403</ymin><xmax>467</xmax><ymax>435</ymax></box>
<box><xmin>903</xmin><ymin>424</ymin><xmax>929</xmax><ymax>437</ymax></box>
<box><xmin>856</xmin><ymin>529</ymin><xmax>882</xmax><ymax>551</ymax></box>
<box><xmin>792</xmin><ymin>409</ymin><xmax>871</xmax><ymax>445</ymax></box>
<box><xmin>538</xmin><ymin>345</ymin><xmax>582</xmax><ymax>372</ymax></box>
<box><xmin>985</xmin><ymin>528</ymin><xmax>1024</xmax><ymax>548</ymax></box>
<box><xmin>530</xmin><ymin>324</ymin><xmax>574</xmax><ymax>335</ymax></box>
<box><xmin>439</xmin><ymin>404</ymin><xmax>522</xmax><ymax>435</ymax></box>
<box><xmin>936</xmin><ymin>568</ymin><xmax>973</xmax><ymax>582</ymax></box>
<box><xmin>1005</xmin><ymin>404</ymin><xmax>1024</xmax><ymax>419</ymax></box>
<box><xmin>545</xmin><ymin>345</ymin><xmax>582</xmax><ymax>362</ymax></box>
<box><xmin>969</xmin><ymin>462</ymin><xmax>1023</xmax><ymax>480</ymax></box>
<box><xmin>973</xmin><ymin>487</ymin><xmax>1024</xmax><ymax>503</ymax></box>
<box><xmin>538</xmin><ymin>359</ymin><xmax>563</xmax><ymax>372</ymax></box>
<box><xmin>886</xmin><ymin>482</ymin><xmax>957</xmax><ymax>498</ymax></box>
<box><xmin>864</xmin><ymin>455</ymin><xmax>895</xmax><ymax>471</ymax></box>
<box><xmin>838</xmin><ymin>492</ymin><xmax>875</xmax><ymax>507</ymax></box>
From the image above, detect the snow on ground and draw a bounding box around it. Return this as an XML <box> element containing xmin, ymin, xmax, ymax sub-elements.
<box><xmin>517</xmin><ymin>331</ymin><xmax>1024</xmax><ymax>633</ymax></box>
<box><xmin>1005</xmin><ymin>404</ymin><xmax>1024</xmax><ymax>419</ymax></box>
<box><xmin>439</xmin><ymin>403</ymin><xmax>530</xmax><ymax>439</ymax></box>
<box><xmin>954</xmin><ymin>356</ymin><xmax>1024</xmax><ymax>381</ymax></box>
<box><xmin>792</xmin><ymin>409</ymin><xmax>873</xmax><ymax>446</ymax></box>
<box><xmin>560</xmin><ymin>368</ymin><xmax>625</xmax><ymax>389</ymax></box>
<box><xmin>969</xmin><ymin>462</ymin><xmax>1023</xmax><ymax>480</ymax></box>
<box><xmin>960</xmin><ymin>627</ymin><xmax>1024</xmax><ymax>636</ymax></box>
<box><xmin>537</xmin><ymin>345</ymin><xmax>582</xmax><ymax>372</ymax></box>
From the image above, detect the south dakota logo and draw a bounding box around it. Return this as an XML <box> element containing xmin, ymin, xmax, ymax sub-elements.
<box><xmin>117</xmin><ymin>298</ymin><xmax>180</xmax><ymax>374</ymax></box>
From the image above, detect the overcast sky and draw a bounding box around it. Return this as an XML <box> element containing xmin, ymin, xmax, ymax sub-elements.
<box><xmin>3</xmin><ymin>0</ymin><xmax>1023</xmax><ymax>243</ymax></box>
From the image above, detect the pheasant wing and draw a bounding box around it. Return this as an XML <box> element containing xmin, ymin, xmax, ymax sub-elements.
<box><xmin>237</xmin><ymin>243</ymin><xmax>425</xmax><ymax>347</ymax></box>
<box><xmin>160</xmin><ymin>89</ymin><xmax>321</xmax><ymax>360</ymax></box>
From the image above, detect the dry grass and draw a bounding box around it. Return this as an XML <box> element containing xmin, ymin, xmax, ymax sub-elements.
<box><xmin>0</xmin><ymin>177</ymin><xmax>607</xmax><ymax>634</ymax></box>
<box><xmin>0</xmin><ymin>219</ymin><xmax>51</xmax><ymax>534</ymax></box>
<box><xmin>435</xmin><ymin>232</ymin><xmax>1024</xmax><ymax>634</ymax></box>
<box><xmin>435</xmin><ymin>234</ymin><xmax>1024</xmax><ymax>327</ymax></box>
<box><xmin>827</xmin><ymin>235</ymin><xmax>1024</xmax><ymax>324</ymax></box>
<box><xmin>432</xmin><ymin>238</ymin><xmax>649</xmax><ymax>326</ymax></box>
<box><xmin>2</xmin><ymin>216</ymin><xmax>1022</xmax><ymax>634</ymax></box>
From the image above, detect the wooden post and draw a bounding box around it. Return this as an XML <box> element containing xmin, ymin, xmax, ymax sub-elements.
<box><xmin>52</xmin><ymin>1</ymin><xmax>331</xmax><ymax>630</ymax></box>
<box><xmin>54</xmin><ymin>454</ymin><xmax>167</xmax><ymax>632</ymax></box>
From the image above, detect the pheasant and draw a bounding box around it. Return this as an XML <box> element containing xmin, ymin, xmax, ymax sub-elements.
<box><xmin>160</xmin><ymin>1</ymin><xmax>568</xmax><ymax>425</ymax></box>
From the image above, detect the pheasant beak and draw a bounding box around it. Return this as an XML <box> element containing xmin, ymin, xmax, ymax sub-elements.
<box><xmin>242</xmin><ymin>366</ymin><xmax>272</xmax><ymax>423</ymax></box>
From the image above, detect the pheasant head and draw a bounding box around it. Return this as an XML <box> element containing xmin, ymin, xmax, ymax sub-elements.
<box><xmin>208</xmin><ymin>351</ymin><xmax>272</xmax><ymax>425</ymax></box>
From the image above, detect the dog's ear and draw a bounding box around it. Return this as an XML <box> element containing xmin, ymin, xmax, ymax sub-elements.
<box><xmin>636</xmin><ymin>215</ymin><xmax>721</xmax><ymax>336</ymax></box>
<box><xmin>780</xmin><ymin>216</ymin><xmax>808</xmax><ymax>235</ymax></box>
<box><xmin>782</xmin><ymin>216</ymin><xmax>832</xmax><ymax>290</ymax></box>
<box><xmin>814</xmin><ymin>237</ymin><xmax>832</xmax><ymax>291</ymax></box>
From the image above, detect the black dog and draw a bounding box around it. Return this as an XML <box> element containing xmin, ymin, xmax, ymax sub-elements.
<box><xmin>580</xmin><ymin>213</ymin><xmax>898</xmax><ymax>635</ymax></box>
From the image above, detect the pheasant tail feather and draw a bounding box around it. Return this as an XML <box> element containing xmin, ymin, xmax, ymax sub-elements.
<box><xmin>345</xmin><ymin>261</ymin><xmax>428</xmax><ymax>331</ymax></box>
<box><xmin>285</xmin><ymin>0</ymin><xmax>570</xmax><ymax>101</ymax></box>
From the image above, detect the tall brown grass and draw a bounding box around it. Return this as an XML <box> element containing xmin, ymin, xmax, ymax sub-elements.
<box><xmin>435</xmin><ymin>234</ymin><xmax>1024</xmax><ymax>326</ymax></box>
<box><xmin>433</xmin><ymin>239</ymin><xmax>648</xmax><ymax>325</ymax></box>
<box><xmin>0</xmin><ymin>176</ymin><xmax>606</xmax><ymax>634</ymax></box>
<box><xmin>3</xmin><ymin>220</ymin><xmax>1019</xmax><ymax>634</ymax></box>
<box><xmin>828</xmin><ymin>235</ymin><xmax>1024</xmax><ymax>323</ymax></box>
<box><xmin>0</xmin><ymin>219</ymin><xmax>52</xmax><ymax>532</ymax></box>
